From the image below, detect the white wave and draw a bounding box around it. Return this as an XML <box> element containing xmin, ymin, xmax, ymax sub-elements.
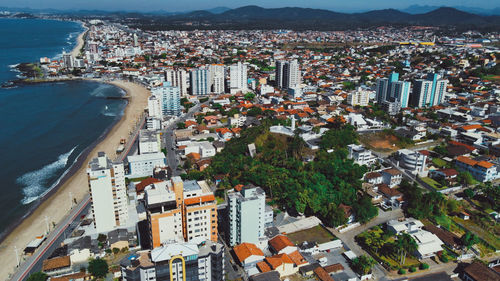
<box><xmin>89</xmin><ymin>83</ymin><xmax>112</xmax><ymax>97</ymax></box>
<box><xmin>8</xmin><ymin>64</ymin><xmax>19</xmax><ymax>68</ymax></box>
<box><xmin>18</xmin><ymin>146</ymin><xmax>77</xmax><ymax>205</ymax></box>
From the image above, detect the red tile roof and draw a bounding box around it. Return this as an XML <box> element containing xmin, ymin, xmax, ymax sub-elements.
<box><xmin>234</xmin><ymin>243</ymin><xmax>264</xmax><ymax>263</ymax></box>
<box><xmin>269</xmin><ymin>235</ymin><xmax>295</xmax><ymax>252</ymax></box>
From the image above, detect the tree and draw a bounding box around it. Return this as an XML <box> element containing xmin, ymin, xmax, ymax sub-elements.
<box><xmin>459</xmin><ymin>172</ymin><xmax>475</xmax><ymax>187</ymax></box>
<box><xmin>244</xmin><ymin>92</ymin><xmax>255</xmax><ymax>101</ymax></box>
<box><xmin>112</xmin><ymin>248</ymin><xmax>120</xmax><ymax>255</ymax></box>
<box><xmin>351</xmin><ymin>255</ymin><xmax>375</xmax><ymax>275</ymax></box>
<box><xmin>354</xmin><ymin>195</ymin><xmax>378</xmax><ymax>223</ymax></box>
<box><xmin>461</xmin><ymin>231</ymin><xmax>479</xmax><ymax>251</ymax></box>
<box><xmin>177</xmin><ymin>122</ymin><xmax>186</xmax><ymax>129</ymax></box>
<box><xmin>464</xmin><ymin>188</ymin><xmax>475</xmax><ymax>198</ymax></box>
<box><xmin>88</xmin><ymin>258</ymin><xmax>109</xmax><ymax>278</ymax></box>
<box><xmin>396</xmin><ymin>233</ymin><xmax>418</xmax><ymax>265</ymax></box>
<box><xmin>247</xmin><ymin>106</ymin><xmax>263</xmax><ymax>117</ymax></box>
<box><xmin>27</xmin><ymin>272</ymin><xmax>48</xmax><ymax>281</ymax></box>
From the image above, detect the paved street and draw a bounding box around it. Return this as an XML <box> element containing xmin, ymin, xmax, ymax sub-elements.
<box><xmin>328</xmin><ymin>208</ymin><xmax>404</xmax><ymax>280</ymax></box>
<box><xmin>10</xmin><ymin>196</ymin><xmax>91</xmax><ymax>281</ymax></box>
<box><xmin>163</xmin><ymin>100</ymin><xmax>209</xmax><ymax>176</ymax></box>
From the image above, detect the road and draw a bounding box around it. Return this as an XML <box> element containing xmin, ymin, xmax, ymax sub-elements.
<box><xmin>328</xmin><ymin>208</ymin><xmax>404</xmax><ymax>280</ymax></box>
<box><xmin>163</xmin><ymin>100</ymin><xmax>209</xmax><ymax>176</ymax></box>
<box><xmin>10</xmin><ymin>196</ymin><xmax>91</xmax><ymax>281</ymax></box>
<box><xmin>11</xmin><ymin>109</ymin><xmax>145</xmax><ymax>281</ymax></box>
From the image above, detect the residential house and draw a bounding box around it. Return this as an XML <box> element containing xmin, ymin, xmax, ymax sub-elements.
<box><xmin>269</xmin><ymin>235</ymin><xmax>298</xmax><ymax>255</ymax></box>
<box><xmin>381</xmin><ymin>168</ymin><xmax>403</xmax><ymax>188</ymax></box>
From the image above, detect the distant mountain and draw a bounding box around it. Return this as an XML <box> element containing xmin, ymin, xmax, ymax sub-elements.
<box><xmin>150</xmin><ymin>5</ymin><xmax>500</xmax><ymax>30</ymax></box>
<box><xmin>205</xmin><ymin>7</ymin><xmax>231</xmax><ymax>14</ymax></box>
<box><xmin>402</xmin><ymin>4</ymin><xmax>500</xmax><ymax>15</ymax></box>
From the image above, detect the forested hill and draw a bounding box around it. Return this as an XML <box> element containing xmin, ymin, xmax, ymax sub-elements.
<box><xmin>182</xmin><ymin>119</ymin><xmax>378</xmax><ymax>227</ymax></box>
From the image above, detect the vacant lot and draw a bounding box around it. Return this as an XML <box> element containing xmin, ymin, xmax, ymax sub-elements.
<box><xmin>359</xmin><ymin>131</ymin><xmax>400</xmax><ymax>153</ymax></box>
<box><xmin>287</xmin><ymin>225</ymin><xmax>336</xmax><ymax>245</ymax></box>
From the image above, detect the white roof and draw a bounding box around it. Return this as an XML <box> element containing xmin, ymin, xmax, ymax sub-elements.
<box><xmin>411</xmin><ymin>230</ymin><xmax>443</xmax><ymax>256</ymax></box>
<box><xmin>151</xmin><ymin>242</ymin><xmax>199</xmax><ymax>262</ymax></box>
<box><xmin>127</xmin><ymin>152</ymin><xmax>166</xmax><ymax>162</ymax></box>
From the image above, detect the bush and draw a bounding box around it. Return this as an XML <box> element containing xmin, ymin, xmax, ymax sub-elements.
<box><xmin>409</xmin><ymin>266</ymin><xmax>416</xmax><ymax>272</ymax></box>
<box><xmin>398</xmin><ymin>268</ymin><xmax>406</xmax><ymax>275</ymax></box>
<box><xmin>440</xmin><ymin>255</ymin><xmax>449</xmax><ymax>263</ymax></box>
<box><xmin>420</xmin><ymin>263</ymin><xmax>429</xmax><ymax>270</ymax></box>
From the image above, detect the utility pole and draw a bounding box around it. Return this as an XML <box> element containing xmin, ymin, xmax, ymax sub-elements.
<box><xmin>44</xmin><ymin>216</ymin><xmax>50</xmax><ymax>234</ymax></box>
<box><xmin>14</xmin><ymin>246</ymin><xmax>20</xmax><ymax>267</ymax></box>
<box><xmin>69</xmin><ymin>192</ymin><xmax>73</xmax><ymax>209</ymax></box>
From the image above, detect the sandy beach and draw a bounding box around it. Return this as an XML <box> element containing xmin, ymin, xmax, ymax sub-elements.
<box><xmin>70</xmin><ymin>23</ymin><xmax>87</xmax><ymax>58</ymax></box>
<box><xmin>0</xmin><ymin>79</ymin><xmax>149</xmax><ymax>280</ymax></box>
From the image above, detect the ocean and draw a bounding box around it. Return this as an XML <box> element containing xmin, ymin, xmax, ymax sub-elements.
<box><xmin>0</xmin><ymin>18</ymin><xmax>127</xmax><ymax>233</ymax></box>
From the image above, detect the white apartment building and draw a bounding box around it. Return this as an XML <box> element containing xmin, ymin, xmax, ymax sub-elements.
<box><xmin>165</xmin><ymin>69</ymin><xmax>189</xmax><ymax>96</ymax></box>
<box><xmin>190</xmin><ymin>68</ymin><xmax>209</xmax><ymax>96</ymax></box>
<box><xmin>209</xmin><ymin>64</ymin><xmax>225</xmax><ymax>94</ymax></box>
<box><xmin>347</xmin><ymin>88</ymin><xmax>370</xmax><ymax>107</ymax></box>
<box><xmin>184</xmin><ymin>141</ymin><xmax>216</xmax><ymax>158</ymax></box>
<box><xmin>148</xmin><ymin>95</ymin><xmax>162</xmax><ymax>119</ymax></box>
<box><xmin>87</xmin><ymin>152</ymin><xmax>128</xmax><ymax>233</ymax></box>
<box><xmin>227</xmin><ymin>185</ymin><xmax>270</xmax><ymax>247</ymax></box>
<box><xmin>127</xmin><ymin>153</ymin><xmax>166</xmax><ymax>178</ymax></box>
<box><xmin>397</xmin><ymin>149</ymin><xmax>428</xmax><ymax>177</ymax></box>
<box><xmin>229</xmin><ymin>62</ymin><xmax>248</xmax><ymax>94</ymax></box>
<box><xmin>138</xmin><ymin>130</ymin><xmax>160</xmax><ymax>154</ymax></box>
<box><xmin>347</xmin><ymin>144</ymin><xmax>377</xmax><ymax>166</ymax></box>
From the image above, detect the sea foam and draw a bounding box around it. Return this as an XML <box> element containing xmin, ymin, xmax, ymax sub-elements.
<box><xmin>18</xmin><ymin>146</ymin><xmax>77</xmax><ymax>205</ymax></box>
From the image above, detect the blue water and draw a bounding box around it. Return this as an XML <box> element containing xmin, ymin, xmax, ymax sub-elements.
<box><xmin>0</xmin><ymin>18</ymin><xmax>127</xmax><ymax>233</ymax></box>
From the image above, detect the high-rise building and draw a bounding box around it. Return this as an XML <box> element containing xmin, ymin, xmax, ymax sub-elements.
<box><xmin>190</xmin><ymin>68</ymin><xmax>209</xmax><ymax>96</ymax></box>
<box><xmin>227</xmin><ymin>185</ymin><xmax>270</xmax><ymax>247</ymax></box>
<box><xmin>152</xmin><ymin>82</ymin><xmax>181</xmax><ymax>117</ymax></box>
<box><xmin>410</xmin><ymin>73</ymin><xmax>448</xmax><ymax>108</ymax></box>
<box><xmin>376</xmin><ymin>72</ymin><xmax>399</xmax><ymax>104</ymax></box>
<box><xmin>209</xmin><ymin>64</ymin><xmax>225</xmax><ymax>94</ymax></box>
<box><xmin>120</xmin><ymin>239</ymin><xmax>225</xmax><ymax>281</ymax></box>
<box><xmin>87</xmin><ymin>152</ymin><xmax>128</xmax><ymax>233</ymax></box>
<box><xmin>390</xmin><ymin>81</ymin><xmax>411</xmax><ymax>108</ymax></box>
<box><xmin>62</xmin><ymin>52</ymin><xmax>74</xmax><ymax>69</ymax></box>
<box><xmin>148</xmin><ymin>95</ymin><xmax>162</xmax><ymax>119</ymax></box>
<box><xmin>145</xmin><ymin>177</ymin><xmax>218</xmax><ymax>248</ymax></box>
<box><xmin>275</xmin><ymin>59</ymin><xmax>301</xmax><ymax>89</ymax></box>
<box><xmin>165</xmin><ymin>69</ymin><xmax>189</xmax><ymax>96</ymax></box>
<box><xmin>229</xmin><ymin>62</ymin><xmax>248</xmax><ymax>94</ymax></box>
<box><xmin>133</xmin><ymin>33</ymin><xmax>139</xmax><ymax>47</ymax></box>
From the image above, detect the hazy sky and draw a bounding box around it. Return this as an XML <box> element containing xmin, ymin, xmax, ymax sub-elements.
<box><xmin>0</xmin><ymin>0</ymin><xmax>496</xmax><ymax>12</ymax></box>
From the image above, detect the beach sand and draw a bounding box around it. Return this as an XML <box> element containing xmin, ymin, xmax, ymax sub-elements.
<box><xmin>0</xmin><ymin>79</ymin><xmax>149</xmax><ymax>280</ymax></box>
<box><xmin>70</xmin><ymin>24</ymin><xmax>87</xmax><ymax>58</ymax></box>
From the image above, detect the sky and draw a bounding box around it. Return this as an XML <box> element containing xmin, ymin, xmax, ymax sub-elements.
<box><xmin>0</xmin><ymin>0</ymin><xmax>496</xmax><ymax>12</ymax></box>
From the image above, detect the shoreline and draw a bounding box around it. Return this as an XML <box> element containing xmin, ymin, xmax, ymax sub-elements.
<box><xmin>0</xmin><ymin>78</ymin><xmax>149</xmax><ymax>280</ymax></box>
<box><xmin>70</xmin><ymin>22</ymin><xmax>87</xmax><ymax>58</ymax></box>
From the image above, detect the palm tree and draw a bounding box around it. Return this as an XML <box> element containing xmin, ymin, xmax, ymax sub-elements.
<box><xmin>396</xmin><ymin>233</ymin><xmax>418</xmax><ymax>265</ymax></box>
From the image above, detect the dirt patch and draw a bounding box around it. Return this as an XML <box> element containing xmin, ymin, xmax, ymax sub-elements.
<box><xmin>359</xmin><ymin>132</ymin><xmax>400</xmax><ymax>153</ymax></box>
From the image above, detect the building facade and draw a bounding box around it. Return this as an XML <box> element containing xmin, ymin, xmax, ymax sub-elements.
<box><xmin>120</xmin><ymin>240</ymin><xmax>224</xmax><ymax>281</ymax></box>
<box><xmin>165</xmin><ymin>69</ymin><xmax>189</xmax><ymax>97</ymax></box>
<box><xmin>190</xmin><ymin>68</ymin><xmax>209</xmax><ymax>96</ymax></box>
<box><xmin>152</xmin><ymin>82</ymin><xmax>181</xmax><ymax>117</ymax></box>
<box><xmin>227</xmin><ymin>185</ymin><xmax>268</xmax><ymax>247</ymax></box>
<box><xmin>145</xmin><ymin>177</ymin><xmax>218</xmax><ymax>248</ymax></box>
<box><xmin>276</xmin><ymin>60</ymin><xmax>301</xmax><ymax>89</ymax></box>
<box><xmin>229</xmin><ymin>62</ymin><xmax>248</xmax><ymax>94</ymax></box>
<box><xmin>87</xmin><ymin>152</ymin><xmax>128</xmax><ymax>233</ymax></box>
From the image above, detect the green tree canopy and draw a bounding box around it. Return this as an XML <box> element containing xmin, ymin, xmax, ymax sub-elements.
<box><xmin>27</xmin><ymin>272</ymin><xmax>48</xmax><ymax>281</ymax></box>
<box><xmin>88</xmin><ymin>258</ymin><xmax>109</xmax><ymax>278</ymax></box>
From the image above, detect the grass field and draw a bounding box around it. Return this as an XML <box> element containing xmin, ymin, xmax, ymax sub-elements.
<box><xmin>421</xmin><ymin>177</ymin><xmax>447</xmax><ymax>190</ymax></box>
<box><xmin>432</xmin><ymin>158</ymin><xmax>447</xmax><ymax>168</ymax></box>
<box><xmin>452</xmin><ymin>217</ymin><xmax>500</xmax><ymax>250</ymax></box>
<box><xmin>287</xmin><ymin>225</ymin><xmax>336</xmax><ymax>245</ymax></box>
